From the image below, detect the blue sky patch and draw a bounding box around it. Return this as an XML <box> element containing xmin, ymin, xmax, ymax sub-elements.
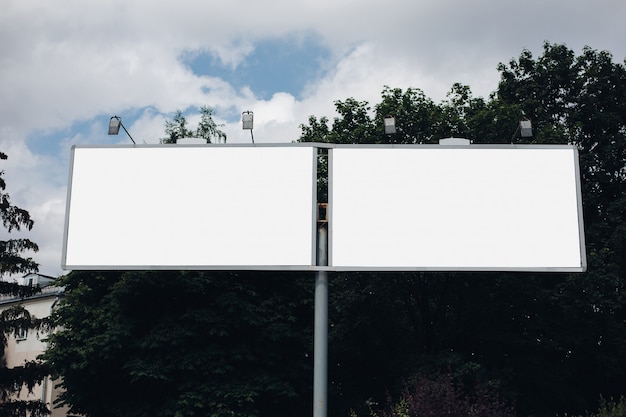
<box><xmin>184</xmin><ymin>37</ymin><xmax>332</xmax><ymax>100</ymax></box>
<box><xmin>26</xmin><ymin>111</ymin><xmax>143</xmax><ymax>157</ymax></box>
<box><xmin>25</xmin><ymin>119</ymin><xmax>97</xmax><ymax>157</ymax></box>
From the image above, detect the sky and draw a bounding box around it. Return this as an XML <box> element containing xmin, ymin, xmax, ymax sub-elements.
<box><xmin>1</xmin><ymin>0</ymin><xmax>625</xmax><ymax>280</ymax></box>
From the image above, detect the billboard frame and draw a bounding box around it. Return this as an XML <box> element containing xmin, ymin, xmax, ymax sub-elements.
<box><xmin>62</xmin><ymin>143</ymin><xmax>320</xmax><ymax>271</ymax></box>
<box><xmin>62</xmin><ymin>142</ymin><xmax>587</xmax><ymax>272</ymax></box>
<box><xmin>328</xmin><ymin>143</ymin><xmax>587</xmax><ymax>272</ymax></box>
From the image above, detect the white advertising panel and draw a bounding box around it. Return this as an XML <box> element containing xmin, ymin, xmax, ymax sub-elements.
<box><xmin>330</xmin><ymin>146</ymin><xmax>586</xmax><ymax>271</ymax></box>
<box><xmin>63</xmin><ymin>145</ymin><xmax>317</xmax><ymax>270</ymax></box>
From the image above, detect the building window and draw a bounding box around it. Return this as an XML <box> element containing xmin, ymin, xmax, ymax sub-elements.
<box><xmin>16</xmin><ymin>327</ymin><xmax>28</xmax><ymax>341</ymax></box>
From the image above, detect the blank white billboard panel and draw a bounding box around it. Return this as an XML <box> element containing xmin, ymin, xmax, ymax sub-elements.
<box><xmin>63</xmin><ymin>146</ymin><xmax>316</xmax><ymax>269</ymax></box>
<box><xmin>330</xmin><ymin>146</ymin><xmax>585</xmax><ymax>271</ymax></box>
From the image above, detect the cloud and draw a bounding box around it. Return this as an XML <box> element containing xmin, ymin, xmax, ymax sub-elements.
<box><xmin>1</xmin><ymin>0</ymin><xmax>624</xmax><ymax>278</ymax></box>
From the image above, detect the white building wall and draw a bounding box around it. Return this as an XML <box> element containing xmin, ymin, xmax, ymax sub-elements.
<box><xmin>1</xmin><ymin>283</ymin><xmax>69</xmax><ymax>417</ymax></box>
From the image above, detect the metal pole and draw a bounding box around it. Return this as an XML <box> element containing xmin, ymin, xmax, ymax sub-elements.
<box><xmin>314</xmin><ymin>222</ymin><xmax>328</xmax><ymax>417</ymax></box>
<box><xmin>120</xmin><ymin>122</ymin><xmax>136</xmax><ymax>144</ymax></box>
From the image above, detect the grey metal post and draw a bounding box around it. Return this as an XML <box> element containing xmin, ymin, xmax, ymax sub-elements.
<box><xmin>314</xmin><ymin>221</ymin><xmax>328</xmax><ymax>417</ymax></box>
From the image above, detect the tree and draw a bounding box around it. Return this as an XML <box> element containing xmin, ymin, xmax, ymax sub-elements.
<box><xmin>1</xmin><ymin>151</ymin><xmax>50</xmax><ymax>417</ymax></box>
<box><xmin>162</xmin><ymin>106</ymin><xmax>227</xmax><ymax>144</ymax></box>
<box><xmin>46</xmin><ymin>270</ymin><xmax>313</xmax><ymax>417</ymax></box>
<box><xmin>1</xmin><ymin>153</ymin><xmax>39</xmax><ymax>277</ymax></box>
<box><xmin>375</xmin><ymin>86</ymin><xmax>442</xmax><ymax>143</ymax></box>
<box><xmin>493</xmin><ymin>42</ymin><xmax>626</xmax><ymax>415</ymax></box>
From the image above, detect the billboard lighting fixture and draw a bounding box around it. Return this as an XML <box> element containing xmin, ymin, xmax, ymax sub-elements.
<box><xmin>108</xmin><ymin>116</ymin><xmax>136</xmax><ymax>144</ymax></box>
<box><xmin>520</xmin><ymin>119</ymin><xmax>533</xmax><ymax>137</ymax></box>
<box><xmin>242</xmin><ymin>111</ymin><xmax>255</xmax><ymax>144</ymax></box>
<box><xmin>512</xmin><ymin>118</ymin><xmax>532</xmax><ymax>142</ymax></box>
<box><xmin>384</xmin><ymin>116</ymin><xmax>396</xmax><ymax>134</ymax></box>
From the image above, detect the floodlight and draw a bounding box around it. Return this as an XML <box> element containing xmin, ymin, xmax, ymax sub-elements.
<box><xmin>108</xmin><ymin>117</ymin><xmax>121</xmax><ymax>135</ymax></box>
<box><xmin>242</xmin><ymin>111</ymin><xmax>255</xmax><ymax>143</ymax></box>
<box><xmin>108</xmin><ymin>116</ymin><xmax>135</xmax><ymax>144</ymax></box>
<box><xmin>384</xmin><ymin>116</ymin><xmax>396</xmax><ymax>134</ymax></box>
<box><xmin>512</xmin><ymin>118</ymin><xmax>533</xmax><ymax>142</ymax></box>
<box><xmin>520</xmin><ymin>119</ymin><xmax>533</xmax><ymax>137</ymax></box>
<box><xmin>242</xmin><ymin>111</ymin><xmax>254</xmax><ymax>129</ymax></box>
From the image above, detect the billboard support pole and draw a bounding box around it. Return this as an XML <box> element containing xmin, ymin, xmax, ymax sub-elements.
<box><xmin>314</xmin><ymin>220</ymin><xmax>328</xmax><ymax>417</ymax></box>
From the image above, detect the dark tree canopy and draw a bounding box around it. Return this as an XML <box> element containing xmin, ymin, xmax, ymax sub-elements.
<box><xmin>46</xmin><ymin>271</ymin><xmax>314</xmax><ymax>417</ymax></box>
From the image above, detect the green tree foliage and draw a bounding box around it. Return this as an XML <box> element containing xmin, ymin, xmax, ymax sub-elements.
<box><xmin>494</xmin><ymin>43</ymin><xmax>626</xmax><ymax>414</ymax></box>
<box><xmin>1</xmin><ymin>151</ymin><xmax>50</xmax><ymax>417</ymax></box>
<box><xmin>45</xmin><ymin>271</ymin><xmax>313</xmax><ymax>417</ymax></box>
<box><xmin>299</xmin><ymin>85</ymin><xmax>523</xmax><ymax>147</ymax></box>
<box><xmin>162</xmin><ymin>106</ymin><xmax>227</xmax><ymax>144</ymax></box>
<box><xmin>1</xmin><ymin>152</ymin><xmax>39</xmax><ymax>277</ymax></box>
<box><xmin>299</xmin><ymin>42</ymin><xmax>626</xmax><ymax>417</ymax></box>
<box><xmin>300</xmin><ymin>88</ymin><xmax>445</xmax><ymax>145</ymax></box>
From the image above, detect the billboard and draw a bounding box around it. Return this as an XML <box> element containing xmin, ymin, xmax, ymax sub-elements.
<box><xmin>329</xmin><ymin>145</ymin><xmax>586</xmax><ymax>271</ymax></box>
<box><xmin>63</xmin><ymin>145</ymin><xmax>317</xmax><ymax>270</ymax></box>
<box><xmin>64</xmin><ymin>143</ymin><xmax>586</xmax><ymax>272</ymax></box>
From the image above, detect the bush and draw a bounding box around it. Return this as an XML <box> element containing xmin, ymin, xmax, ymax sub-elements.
<box><xmin>568</xmin><ymin>396</ymin><xmax>626</xmax><ymax>417</ymax></box>
<box><xmin>352</xmin><ymin>372</ymin><xmax>515</xmax><ymax>417</ymax></box>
